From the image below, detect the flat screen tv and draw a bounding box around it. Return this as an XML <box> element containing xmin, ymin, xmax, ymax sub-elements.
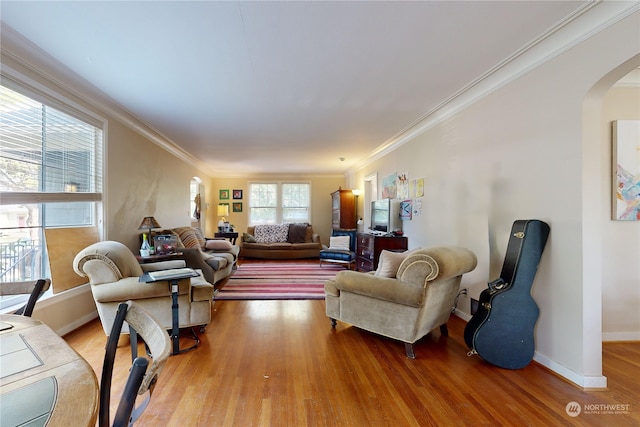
<box><xmin>370</xmin><ymin>199</ymin><xmax>402</xmax><ymax>233</ymax></box>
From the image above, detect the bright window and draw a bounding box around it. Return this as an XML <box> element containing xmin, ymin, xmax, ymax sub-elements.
<box><xmin>249</xmin><ymin>182</ymin><xmax>310</xmax><ymax>224</ymax></box>
<box><xmin>0</xmin><ymin>82</ymin><xmax>103</xmax><ymax>292</ymax></box>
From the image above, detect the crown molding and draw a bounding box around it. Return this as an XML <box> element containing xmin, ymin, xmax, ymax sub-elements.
<box><xmin>0</xmin><ymin>23</ymin><xmax>217</xmax><ymax>178</ymax></box>
<box><xmin>347</xmin><ymin>1</ymin><xmax>640</xmax><ymax>175</ymax></box>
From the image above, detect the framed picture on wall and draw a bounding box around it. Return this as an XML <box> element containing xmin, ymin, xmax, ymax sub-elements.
<box><xmin>612</xmin><ymin>120</ymin><xmax>640</xmax><ymax>220</ymax></box>
<box><xmin>233</xmin><ymin>202</ymin><xmax>243</xmax><ymax>213</ymax></box>
<box><xmin>219</xmin><ymin>189</ymin><xmax>229</xmax><ymax>200</ymax></box>
<box><xmin>233</xmin><ymin>189</ymin><xmax>243</xmax><ymax>199</ymax></box>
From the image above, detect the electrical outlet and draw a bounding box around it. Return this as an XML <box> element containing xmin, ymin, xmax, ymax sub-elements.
<box><xmin>470</xmin><ymin>298</ymin><xmax>479</xmax><ymax>315</ymax></box>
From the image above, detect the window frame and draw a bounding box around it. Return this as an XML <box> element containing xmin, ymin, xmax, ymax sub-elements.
<box><xmin>248</xmin><ymin>181</ymin><xmax>311</xmax><ymax>225</ymax></box>
<box><xmin>0</xmin><ymin>72</ymin><xmax>105</xmax><ymax>297</ymax></box>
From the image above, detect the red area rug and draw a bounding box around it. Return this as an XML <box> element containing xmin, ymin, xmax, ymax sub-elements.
<box><xmin>215</xmin><ymin>262</ymin><xmax>345</xmax><ymax>300</ymax></box>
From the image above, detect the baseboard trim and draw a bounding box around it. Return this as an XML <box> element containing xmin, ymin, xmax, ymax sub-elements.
<box><xmin>533</xmin><ymin>352</ymin><xmax>608</xmax><ymax>389</ymax></box>
<box><xmin>56</xmin><ymin>311</ymin><xmax>99</xmax><ymax>337</ymax></box>
<box><xmin>602</xmin><ymin>331</ymin><xmax>640</xmax><ymax>341</ymax></box>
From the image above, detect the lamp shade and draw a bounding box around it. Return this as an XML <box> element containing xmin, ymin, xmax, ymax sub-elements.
<box><xmin>352</xmin><ymin>189</ymin><xmax>361</xmax><ymax>197</ymax></box>
<box><xmin>138</xmin><ymin>216</ymin><xmax>161</xmax><ymax>231</ymax></box>
<box><xmin>217</xmin><ymin>205</ymin><xmax>229</xmax><ymax>217</ymax></box>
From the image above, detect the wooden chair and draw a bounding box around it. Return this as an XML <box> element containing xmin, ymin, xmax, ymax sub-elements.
<box><xmin>0</xmin><ymin>278</ymin><xmax>51</xmax><ymax>317</ymax></box>
<box><xmin>100</xmin><ymin>301</ymin><xmax>171</xmax><ymax>427</ymax></box>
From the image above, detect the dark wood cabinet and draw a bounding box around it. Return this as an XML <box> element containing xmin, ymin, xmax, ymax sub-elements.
<box><xmin>331</xmin><ymin>188</ymin><xmax>356</xmax><ymax>230</ymax></box>
<box><xmin>356</xmin><ymin>232</ymin><xmax>408</xmax><ymax>272</ymax></box>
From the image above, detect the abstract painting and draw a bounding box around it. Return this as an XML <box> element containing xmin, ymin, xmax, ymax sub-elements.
<box><xmin>612</xmin><ymin>120</ymin><xmax>640</xmax><ymax>220</ymax></box>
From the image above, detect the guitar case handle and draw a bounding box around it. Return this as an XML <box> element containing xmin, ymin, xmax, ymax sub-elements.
<box><xmin>488</xmin><ymin>278</ymin><xmax>507</xmax><ymax>293</ymax></box>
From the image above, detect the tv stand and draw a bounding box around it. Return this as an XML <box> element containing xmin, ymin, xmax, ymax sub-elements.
<box><xmin>356</xmin><ymin>232</ymin><xmax>408</xmax><ymax>272</ymax></box>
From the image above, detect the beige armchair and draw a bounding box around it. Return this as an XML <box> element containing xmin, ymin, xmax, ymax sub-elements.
<box><xmin>324</xmin><ymin>246</ymin><xmax>477</xmax><ymax>358</ymax></box>
<box><xmin>73</xmin><ymin>241</ymin><xmax>213</xmax><ymax>337</ymax></box>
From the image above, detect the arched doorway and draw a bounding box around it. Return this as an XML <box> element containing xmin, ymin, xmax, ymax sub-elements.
<box><xmin>582</xmin><ymin>55</ymin><xmax>639</xmax><ymax>386</ymax></box>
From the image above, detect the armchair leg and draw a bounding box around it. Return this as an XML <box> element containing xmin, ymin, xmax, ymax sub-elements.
<box><xmin>440</xmin><ymin>324</ymin><xmax>448</xmax><ymax>336</ymax></box>
<box><xmin>404</xmin><ymin>343</ymin><xmax>416</xmax><ymax>359</ymax></box>
<box><xmin>330</xmin><ymin>318</ymin><xmax>337</xmax><ymax>328</ymax></box>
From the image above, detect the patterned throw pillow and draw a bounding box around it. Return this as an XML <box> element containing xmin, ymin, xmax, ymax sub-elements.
<box><xmin>174</xmin><ymin>227</ymin><xmax>200</xmax><ymax>249</ymax></box>
<box><xmin>254</xmin><ymin>224</ymin><xmax>289</xmax><ymax>243</ymax></box>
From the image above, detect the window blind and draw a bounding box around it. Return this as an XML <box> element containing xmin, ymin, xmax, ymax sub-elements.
<box><xmin>0</xmin><ymin>85</ymin><xmax>103</xmax><ymax>195</ymax></box>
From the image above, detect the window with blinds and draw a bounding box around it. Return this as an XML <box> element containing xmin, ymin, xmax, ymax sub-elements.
<box><xmin>0</xmin><ymin>82</ymin><xmax>103</xmax><ymax>290</ymax></box>
<box><xmin>248</xmin><ymin>182</ymin><xmax>310</xmax><ymax>225</ymax></box>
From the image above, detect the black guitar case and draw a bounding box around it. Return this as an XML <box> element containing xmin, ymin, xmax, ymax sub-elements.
<box><xmin>464</xmin><ymin>219</ymin><xmax>550</xmax><ymax>369</ymax></box>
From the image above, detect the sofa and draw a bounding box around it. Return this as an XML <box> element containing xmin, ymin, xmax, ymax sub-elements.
<box><xmin>324</xmin><ymin>246</ymin><xmax>477</xmax><ymax>358</ymax></box>
<box><xmin>239</xmin><ymin>223</ymin><xmax>322</xmax><ymax>259</ymax></box>
<box><xmin>73</xmin><ymin>240</ymin><xmax>213</xmax><ymax>336</ymax></box>
<box><xmin>158</xmin><ymin>226</ymin><xmax>239</xmax><ymax>285</ymax></box>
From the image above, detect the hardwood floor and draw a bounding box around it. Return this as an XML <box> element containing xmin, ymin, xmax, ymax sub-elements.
<box><xmin>64</xmin><ymin>259</ymin><xmax>639</xmax><ymax>426</ymax></box>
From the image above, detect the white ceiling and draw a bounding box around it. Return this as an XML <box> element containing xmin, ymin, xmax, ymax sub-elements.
<box><xmin>1</xmin><ymin>1</ymin><xmax>590</xmax><ymax>176</ymax></box>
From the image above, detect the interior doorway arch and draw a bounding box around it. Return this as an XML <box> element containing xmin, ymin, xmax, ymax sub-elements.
<box><xmin>582</xmin><ymin>54</ymin><xmax>639</xmax><ymax>387</ymax></box>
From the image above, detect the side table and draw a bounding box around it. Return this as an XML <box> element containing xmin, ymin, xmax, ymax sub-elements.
<box><xmin>214</xmin><ymin>231</ymin><xmax>239</xmax><ymax>245</ymax></box>
<box><xmin>135</xmin><ymin>252</ymin><xmax>183</xmax><ymax>263</ymax></box>
<box><xmin>139</xmin><ymin>268</ymin><xmax>199</xmax><ymax>355</ymax></box>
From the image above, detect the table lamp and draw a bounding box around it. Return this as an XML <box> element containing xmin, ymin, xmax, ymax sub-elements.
<box><xmin>138</xmin><ymin>216</ymin><xmax>161</xmax><ymax>237</ymax></box>
<box><xmin>217</xmin><ymin>205</ymin><xmax>229</xmax><ymax>231</ymax></box>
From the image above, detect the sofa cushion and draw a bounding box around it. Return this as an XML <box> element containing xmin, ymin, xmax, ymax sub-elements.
<box><xmin>269</xmin><ymin>242</ymin><xmax>293</xmax><ymax>250</ymax></box>
<box><xmin>334</xmin><ymin>270</ymin><xmax>425</xmax><ymax>307</ymax></box>
<box><xmin>205</xmin><ymin>239</ymin><xmax>233</xmax><ymax>251</ymax></box>
<box><xmin>375</xmin><ymin>250</ymin><xmax>409</xmax><ymax>278</ymax></box>
<box><xmin>287</xmin><ymin>223</ymin><xmax>309</xmax><ymax>243</ymax></box>
<box><xmin>295</xmin><ymin>242</ymin><xmax>323</xmax><ymax>250</ymax></box>
<box><xmin>254</xmin><ymin>224</ymin><xmax>289</xmax><ymax>243</ymax></box>
<box><xmin>320</xmin><ymin>249</ymin><xmax>353</xmax><ymax>261</ymax></box>
<box><xmin>202</xmin><ymin>253</ymin><xmax>228</xmax><ymax>271</ymax></box>
<box><xmin>241</xmin><ymin>242</ymin><xmax>271</xmax><ymax>250</ymax></box>
<box><xmin>92</xmin><ymin>276</ymin><xmax>191</xmax><ymax>303</ymax></box>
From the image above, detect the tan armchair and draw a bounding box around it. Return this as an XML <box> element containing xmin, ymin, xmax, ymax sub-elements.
<box><xmin>73</xmin><ymin>241</ymin><xmax>213</xmax><ymax>337</ymax></box>
<box><xmin>324</xmin><ymin>246</ymin><xmax>477</xmax><ymax>358</ymax></box>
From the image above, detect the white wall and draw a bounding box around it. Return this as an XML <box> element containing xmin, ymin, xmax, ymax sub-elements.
<box><xmin>350</xmin><ymin>11</ymin><xmax>639</xmax><ymax>387</ymax></box>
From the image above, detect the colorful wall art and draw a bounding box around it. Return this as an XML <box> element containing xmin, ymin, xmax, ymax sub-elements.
<box><xmin>382</xmin><ymin>173</ymin><xmax>397</xmax><ymax>199</ymax></box>
<box><xmin>612</xmin><ymin>120</ymin><xmax>640</xmax><ymax>220</ymax></box>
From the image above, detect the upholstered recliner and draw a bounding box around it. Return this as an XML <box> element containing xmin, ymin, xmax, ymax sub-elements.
<box><xmin>73</xmin><ymin>241</ymin><xmax>213</xmax><ymax>336</ymax></box>
<box><xmin>324</xmin><ymin>246</ymin><xmax>477</xmax><ymax>358</ymax></box>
